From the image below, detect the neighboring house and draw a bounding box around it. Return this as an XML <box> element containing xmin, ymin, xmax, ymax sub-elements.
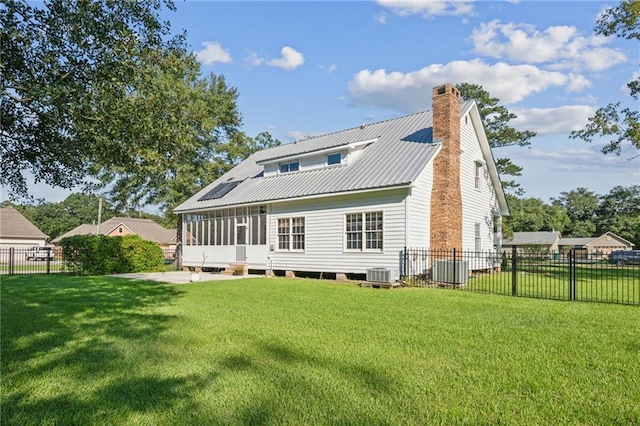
<box><xmin>53</xmin><ymin>217</ymin><xmax>177</xmax><ymax>252</ymax></box>
<box><xmin>174</xmin><ymin>84</ymin><xmax>510</xmax><ymax>276</ymax></box>
<box><xmin>558</xmin><ymin>231</ymin><xmax>634</xmax><ymax>257</ymax></box>
<box><xmin>502</xmin><ymin>231</ymin><xmax>562</xmax><ymax>253</ymax></box>
<box><xmin>0</xmin><ymin>205</ymin><xmax>49</xmax><ymax>247</ymax></box>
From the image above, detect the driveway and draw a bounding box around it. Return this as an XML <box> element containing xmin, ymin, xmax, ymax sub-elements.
<box><xmin>111</xmin><ymin>271</ymin><xmax>264</xmax><ymax>284</ymax></box>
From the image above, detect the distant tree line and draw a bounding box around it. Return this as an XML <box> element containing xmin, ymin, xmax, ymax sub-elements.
<box><xmin>505</xmin><ymin>185</ymin><xmax>640</xmax><ymax>247</ymax></box>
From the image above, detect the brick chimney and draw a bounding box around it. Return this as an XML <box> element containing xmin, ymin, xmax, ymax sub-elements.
<box><xmin>430</xmin><ymin>83</ymin><xmax>463</xmax><ymax>251</ymax></box>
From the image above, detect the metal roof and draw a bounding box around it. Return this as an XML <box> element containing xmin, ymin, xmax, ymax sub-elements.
<box><xmin>175</xmin><ymin>101</ymin><xmax>484</xmax><ymax>213</ymax></box>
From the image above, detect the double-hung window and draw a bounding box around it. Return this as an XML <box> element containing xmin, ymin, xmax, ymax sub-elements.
<box><xmin>474</xmin><ymin>161</ymin><xmax>483</xmax><ymax>190</ymax></box>
<box><xmin>345</xmin><ymin>212</ymin><xmax>383</xmax><ymax>251</ymax></box>
<box><xmin>277</xmin><ymin>217</ymin><xmax>305</xmax><ymax>251</ymax></box>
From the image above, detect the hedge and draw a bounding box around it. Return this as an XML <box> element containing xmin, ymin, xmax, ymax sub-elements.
<box><xmin>60</xmin><ymin>234</ymin><xmax>165</xmax><ymax>275</ymax></box>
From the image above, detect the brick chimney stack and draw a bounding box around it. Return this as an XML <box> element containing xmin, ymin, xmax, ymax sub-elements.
<box><xmin>430</xmin><ymin>83</ymin><xmax>463</xmax><ymax>251</ymax></box>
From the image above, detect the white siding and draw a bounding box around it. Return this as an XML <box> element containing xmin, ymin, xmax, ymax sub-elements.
<box><xmin>406</xmin><ymin>160</ymin><xmax>434</xmax><ymax>248</ymax></box>
<box><xmin>460</xmin><ymin>113</ymin><xmax>502</xmax><ymax>268</ymax></box>
<box><xmin>269</xmin><ymin>188</ymin><xmax>408</xmax><ymax>274</ymax></box>
<box><xmin>0</xmin><ymin>238</ymin><xmax>47</xmax><ymax>248</ymax></box>
<box><xmin>263</xmin><ymin>149</ymin><xmax>348</xmax><ymax>177</ymax></box>
<box><xmin>183</xmin><ymin>245</ymin><xmax>269</xmax><ymax>269</ymax></box>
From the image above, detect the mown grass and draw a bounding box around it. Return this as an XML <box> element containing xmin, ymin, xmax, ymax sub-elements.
<box><xmin>2</xmin><ymin>275</ymin><xmax>639</xmax><ymax>425</ymax></box>
<box><xmin>462</xmin><ymin>264</ymin><xmax>640</xmax><ymax>304</ymax></box>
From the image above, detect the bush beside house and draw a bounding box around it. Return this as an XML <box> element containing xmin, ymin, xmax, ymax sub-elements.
<box><xmin>60</xmin><ymin>234</ymin><xmax>164</xmax><ymax>275</ymax></box>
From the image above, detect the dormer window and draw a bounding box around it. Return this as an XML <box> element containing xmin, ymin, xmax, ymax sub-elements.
<box><xmin>279</xmin><ymin>161</ymin><xmax>299</xmax><ymax>173</ymax></box>
<box><xmin>327</xmin><ymin>153</ymin><xmax>341</xmax><ymax>166</ymax></box>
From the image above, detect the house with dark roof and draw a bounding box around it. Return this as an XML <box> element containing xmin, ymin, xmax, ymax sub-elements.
<box><xmin>0</xmin><ymin>205</ymin><xmax>49</xmax><ymax>247</ymax></box>
<box><xmin>502</xmin><ymin>231</ymin><xmax>562</xmax><ymax>253</ymax></box>
<box><xmin>53</xmin><ymin>217</ymin><xmax>177</xmax><ymax>252</ymax></box>
<box><xmin>558</xmin><ymin>231</ymin><xmax>634</xmax><ymax>257</ymax></box>
<box><xmin>174</xmin><ymin>84</ymin><xmax>510</xmax><ymax>277</ymax></box>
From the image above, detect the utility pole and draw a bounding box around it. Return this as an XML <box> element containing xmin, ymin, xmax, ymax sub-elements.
<box><xmin>96</xmin><ymin>196</ymin><xmax>103</xmax><ymax>235</ymax></box>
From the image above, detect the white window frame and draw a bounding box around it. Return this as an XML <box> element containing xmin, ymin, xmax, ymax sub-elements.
<box><xmin>475</xmin><ymin>222</ymin><xmax>482</xmax><ymax>251</ymax></box>
<box><xmin>277</xmin><ymin>217</ymin><xmax>305</xmax><ymax>252</ymax></box>
<box><xmin>344</xmin><ymin>211</ymin><xmax>383</xmax><ymax>252</ymax></box>
<box><xmin>474</xmin><ymin>161</ymin><xmax>483</xmax><ymax>191</ymax></box>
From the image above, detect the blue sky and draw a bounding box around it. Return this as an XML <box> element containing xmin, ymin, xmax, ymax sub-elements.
<box><xmin>8</xmin><ymin>0</ymin><xmax>639</xmax><ymax>206</ymax></box>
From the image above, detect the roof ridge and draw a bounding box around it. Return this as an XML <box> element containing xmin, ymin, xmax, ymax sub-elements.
<box><xmin>292</xmin><ymin>109</ymin><xmax>431</xmax><ymax>144</ymax></box>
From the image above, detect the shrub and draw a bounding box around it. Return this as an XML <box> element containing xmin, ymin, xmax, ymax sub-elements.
<box><xmin>119</xmin><ymin>235</ymin><xmax>164</xmax><ymax>273</ymax></box>
<box><xmin>60</xmin><ymin>234</ymin><xmax>164</xmax><ymax>275</ymax></box>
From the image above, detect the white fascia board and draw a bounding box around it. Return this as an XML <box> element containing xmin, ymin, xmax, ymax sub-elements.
<box><xmin>467</xmin><ymin>103</ymin><xmax>510</xmax><ymax>216</ymax></box>
<box><xmin>176</xmin><ymin>183</ymin><xmax>411</xmax><ymax>215</ymax></box>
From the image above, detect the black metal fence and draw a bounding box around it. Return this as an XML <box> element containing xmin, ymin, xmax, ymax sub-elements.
<box><xmin>402</xmin><ymin>247</ymin><xmax>640</xmax><ymax>306</ymax></box>
<box><xmin>0</xmin><ymin>247</ymin><xmax>177</xmax><ymax>275</ymax></box>
<box><xmin>0</xmin><ymin>247</ymin><xmax>64</xmax><ymax>275</ymax></box>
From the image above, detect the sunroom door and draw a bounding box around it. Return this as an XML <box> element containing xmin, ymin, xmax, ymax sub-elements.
<box><xmin>235</xmin><ymin>218</ymin><xmax>247</xmax><ymax>262</ymax></box>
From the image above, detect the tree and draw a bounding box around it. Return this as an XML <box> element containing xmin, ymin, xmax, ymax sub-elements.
<box><xmin>570</xmin><ymin>0</ymin><xmax>640</xmax><ymax>158</ymax></box>
<box><xmin>2</xmin><ymin>0</ymin><xmax>278</xmax><ymax>213</ymax></box>
<box><xmin>1</xmin><ymin>0</ymin><xmax>180</xmax><ymax>197</ymax></box>
<box><xmin>504</xmin><ymin>195</ymin><xmax>570</xmax><ymax>234</ymax></box>
<box><xmin>13</xmin><ymin>194</ymin><xmax>118</xmax><ymax>241</ymax></box>
<box><xmin>456</xmin><ymin>83</ymin><xmax>536</xmax><ymax>194</ymax></box>
<box><xmin>596</xmin><ymin>185</ymin><xmax>640</xmax><ymax>246</ymax></box>
<box><xmin>552</xmin><ymin>188</ymin><xmax>600</xmax><ymax>237</ymax></box>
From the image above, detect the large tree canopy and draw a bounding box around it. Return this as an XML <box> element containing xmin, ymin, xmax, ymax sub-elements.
<box><xmin>456</xmin><ymin>83</ymin><xmax>536</xmax><ymax>194</ymax></box>
<box><xmin>2</xmin><ymin>0</ymin><xmax>178</xmax><ymax>195</ymax></box>
<box><xmin>570</xmin><ymin>0</ymin><xmax>639</xmax><ymax>158</ymax></box>
<box><xmin>1</xmin><ymin>0</ymin><xmax>278</xmax><ymax>213</ymax></box>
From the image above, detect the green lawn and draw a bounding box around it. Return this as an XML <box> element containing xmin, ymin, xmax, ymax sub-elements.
<box><xmin>2</xmin><ymin>275</ymin><xmax>639</xmax><ymax>425</ymax></box>
<box><xmin>462</xmin><ymin>264</ymin><xmax>640</xmax><ymax>304</ymax></box>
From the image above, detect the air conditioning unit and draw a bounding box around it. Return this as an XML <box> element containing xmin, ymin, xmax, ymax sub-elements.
<box><xmin>366</xmin><ymin>268</ymin><xmax>399</xmax><ymax>283</ymax></box>
<box><xmin>432</xmin><ymin>260</ymin><xmax>469</xmax><ymax>284</ymax></box>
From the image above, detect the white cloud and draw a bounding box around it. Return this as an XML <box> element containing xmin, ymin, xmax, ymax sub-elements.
<box><xmin>327</xmin><ymin>64</ymin><xmax>337</xmax><ymax>73</ymax></box>
<box><xmin>195</xmin><ymin>41</ymin><xmax>232</xmax><ymax>65</ymax></box>
<box><xmin>512</xmin><ymin>145</ymin><xmax>639</xmax><ymax>172</ymax></box>
<box><xmin>377</xmin><ymin>0</ymin><xmax>474</xmax><ymax>18</ymax></box>
<box><xmin>347</xmin><ymin>59</ymin><xmax>571</xmax><ymax>112</ymax></box>
<box><xmin>244</xmin><ymin>51</ymin><xmax>265</xmax><ymax>67</ymax></box>
<box><xmin>566</xmin><ymin>74</ymin><xmax>592</xmax><ymax>92</ymax></box>
<box><xmin>267</xmin><ymin>46</ymin><xmax>305</xmax><ymax>71</ymax></box>
<box><xmin>375</xmin><ymin>12</ymin><xmax>388</xmax><ymax>24</ymax></box>
<box><xmin>469</xmin><ymin>20</ymin><xmax>626</xmax><ymax>72</ymax></box>
<box><xmin>511</xmin><ymin>105</ymin><xmax>596</xmax><ymax>134</ymax></box>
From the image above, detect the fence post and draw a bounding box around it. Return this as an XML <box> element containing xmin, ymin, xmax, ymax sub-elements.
<box><xmin>403</xmin><ymin>246</ymin><xmax>408</xmax><ymax>279</ymax></box>
<box><xmin>9</xmin><ymin>247</ymin><xmax>14</xmax><ymax>275</ymax></box>
<box><xmin>511</xmin><ymin>245</ymin><xmax>517</xmax><ymax>296</ymax></box>
<box><xmin>568</xmin><ymin>249</ymin><xmax>573</xmax><ymax>301</ymax></box>
<box><xmin>453</xmin><ymin>248</ymin><xmax>458</xmax><ymax>285</ymax></box>
<box><xmin>569</xmin><ymin>249</ymin><xmax>577</xmax><ymax>301</ymax></box>
<box><xmin>46</xmin><ymin>247</ymin><xmax>51</xmax><ymax>274</ymax></box>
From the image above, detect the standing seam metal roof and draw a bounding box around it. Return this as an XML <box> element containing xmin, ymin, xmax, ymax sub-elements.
<box><xmin>175</xmin><ymin>103</ymin><xmax>475</xmax><ymax>212</ymax></box>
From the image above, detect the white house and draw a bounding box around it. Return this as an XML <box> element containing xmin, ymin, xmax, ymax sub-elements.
<box><xmin>0</xmin><ymin>205</ymin><xmax>49</xmax><ymax>248</ymax></box>
<box><xmin>174</xmin><ymin>84</ymin><xmax>509</xmax><ymax>277</ymax></box>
